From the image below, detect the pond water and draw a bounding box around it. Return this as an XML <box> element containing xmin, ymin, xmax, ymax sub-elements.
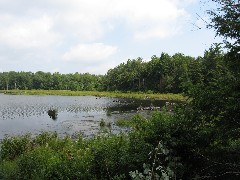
<box><xmin>0</xmin><ymin>93</ymin><xmax>170</xmax><ymax>139</ymax></box>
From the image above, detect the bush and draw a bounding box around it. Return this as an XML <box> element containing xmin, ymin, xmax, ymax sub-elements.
<box><xmin>0</xmin><ymin>134</ymin><xmax>32</xmax><ymax>160</ymax></box>
<box><xmin>0</xmin><ymin>161</ymin><xmax>18</xmax><ymax>179</ymax></box>
<box><xmin>17</xmin><ymin>147</ymin><xmax>61</xmax><ymax>179</ymax></box>
<box><xmin>89</xmin><ymin>134</ymin><xmax>130</xmax><ymax>179</ymax></box>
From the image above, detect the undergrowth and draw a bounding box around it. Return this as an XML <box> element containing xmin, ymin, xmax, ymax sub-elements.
<box><xmin>0</xmin><ymin>111</ymin><xmax>175</xmax><ymax>179</ymax></box>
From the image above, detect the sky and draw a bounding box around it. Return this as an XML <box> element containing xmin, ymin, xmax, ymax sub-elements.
<box><xmin>0</xmin><ymin>0</ymin><xmax>222</xmax><ymax>75</ymax></box>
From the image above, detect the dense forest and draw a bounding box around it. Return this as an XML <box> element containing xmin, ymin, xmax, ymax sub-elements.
<box><xmin>0</xmin><ymin>71</ymin><xmax>103</xmax><ymax>91</ymax></box>
<box><xmin>0</xmin><ymin>0</ymin><xmax>239</xmax><ymax>179</ymax></box>
<box><xmin>0</xmin><ymin>48</ymin><xmax>226</xmax><ymax>94</ymax></box>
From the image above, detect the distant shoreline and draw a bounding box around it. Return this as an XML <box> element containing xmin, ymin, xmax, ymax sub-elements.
<box><xmin>0</xmin><ymin>90</ymin><xmax>186</xmax><ymax>101</ymax></box>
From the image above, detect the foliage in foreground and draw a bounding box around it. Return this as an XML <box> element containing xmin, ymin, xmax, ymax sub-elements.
<box><xmin>1</xmin><ymin>101</ymin><xmax>238</xmax><ymax>180</ymax></box>
<box><xmin>0</xmin><ymin>111</ymin><xmax>192</xmax><ymax>179</ymax></box>
<box><xmin>0</xmin><ymin>113</ymin><xmax>171</xmax><ymax>179</ymax></box>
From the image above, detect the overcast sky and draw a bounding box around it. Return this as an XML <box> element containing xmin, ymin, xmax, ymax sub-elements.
<box><xmin>0</xmin><ymin>0</ymin><xmax>221</xmax><ymax>74</ymax></box>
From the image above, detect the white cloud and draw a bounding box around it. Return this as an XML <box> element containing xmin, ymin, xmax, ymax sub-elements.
<box><xmin>0</xmin><ymin>15</ymin><xmax>60</xmax><ymax>49</ymax></box>
<box><xmin>134</xmin><ymin>25</ymin><xmax>181</xmax><ymax>40</ymax></box>
<box><xmin>63</xmin><ymin>43</ymin><xmax>118</xmax><ymax>63</ymax></box>
<box><xmin>0</xmin><ymin>0</ymin><xmax>192</xmax><ymax>46</ymax></box>
<box><xmin>113</xmin><ymin>0</ymin><xmax>187</xmax><ymax>40</ymax></box>
<box><xmin>116</xmin><ymin>0</ymin><xmax>184</xmax><ymax>22</ymax></box>
<box><xmin>51</xmin><ymin>0</ymin><xmax>189</xmax><ymax>41</ymax></box>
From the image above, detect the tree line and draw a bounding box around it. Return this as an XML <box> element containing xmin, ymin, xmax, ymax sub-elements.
<box><xmin>103</xmin><ymin>48</ymin><xmax>225</xmax><ymax>94</ymax></box>
<box><xmin>0</xmin><ymin>71</ymin><xmax>103</xmax><ymax>91</ymax></box>
<box><xmin>0</xmin><ymin>47</ymin><xmax>227</xmax><ymax>94</ymax></box>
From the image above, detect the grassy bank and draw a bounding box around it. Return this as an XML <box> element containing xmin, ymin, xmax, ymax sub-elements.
<box><xmin>0</xmin><ymin>90</ymin><xmax>186</xmax><ymax>101</ymax></box>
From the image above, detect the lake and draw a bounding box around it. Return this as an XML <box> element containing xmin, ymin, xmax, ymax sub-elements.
<box><xmin>0</xmin><ymin>93</ymin><xmax>170</xmax><ymax>139</ymax></box>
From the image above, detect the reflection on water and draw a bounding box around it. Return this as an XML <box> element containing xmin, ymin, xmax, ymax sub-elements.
<box><xmin>0</xmin><ymin>94</ymin><xmax>171</xmax><ymax>139</ymax></box>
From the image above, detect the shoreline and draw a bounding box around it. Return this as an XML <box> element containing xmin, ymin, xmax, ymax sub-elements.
<box><xmin>0</xmin><ymin>90</ymin><xmax>186</xmax><ymax>101</ymax></box>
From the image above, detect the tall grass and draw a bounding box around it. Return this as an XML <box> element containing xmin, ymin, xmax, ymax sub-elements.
<box><xmin>0</xmin><ymin>90</ymin><xmax>186</xmax><ymax>101</ymax></box>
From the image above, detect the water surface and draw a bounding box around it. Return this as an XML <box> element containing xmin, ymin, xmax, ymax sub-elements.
<box><xmin>0</xmin><ymin>94</ymin><xmax>169</xmax><ymax>139</ymax></box>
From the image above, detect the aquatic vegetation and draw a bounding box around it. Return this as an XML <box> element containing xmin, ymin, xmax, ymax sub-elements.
<box><xmin>0</xmin><ymin>90</ymin><xmax>186</xmax><ymax>101</ymax></box>
<box><xmin>115</xmin><ymin>119</ymin><xmax>132</xmax><ymax>127</ymax></box>
<box><xmin>99</xmin><ymin>119</ymin><xmax>112</xmax><ymax>135</ymax></box>
<box><xmin>47</xmin><ymin>109</ymin><xmax>58</xmax><ymax>120</ymax></box>
<box><xmin>99</xmin><ymin>119</ymin><xmax>106</xmax><ymax>127</ymax></box>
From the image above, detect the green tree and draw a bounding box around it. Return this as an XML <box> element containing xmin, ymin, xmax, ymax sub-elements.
<box><xmin>207</xmin><ymin>0</ymin><xmax>239</xmax><ymax>50</ymax></box>
<box><xmin>105</xmin><ymin>58</ymin><xmax>145</xmax><ymax>91</ymax></box>
<box><xmin>168</xmin><ymin>0</ymin><xmax>240</xmax><ymax>178</ymax></box>
<box><xmin>52</xmin><ymin>72</ymin><xmax>63</xmax><ymax>90</ymax></box>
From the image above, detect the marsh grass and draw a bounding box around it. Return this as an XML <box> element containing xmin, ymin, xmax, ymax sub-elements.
<box><xmin>115</xmin><ymin>119</ymin><xmax>132</xmax><ymax>127</ymax></box>
<box><xmin>0</xmin><ymin>90</ymin><xmax>186</xmax><ymax>101</ymax></box>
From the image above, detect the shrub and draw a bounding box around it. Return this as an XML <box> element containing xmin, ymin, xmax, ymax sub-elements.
<box><xmin>17</xmin><ymin>147</ymin><xmax>61</xmax><ymax>179</ymax></box>
<box><xmin>0</xmin><ymin>160</ymin><xmax>18</xmax><ymax>179</ymax></box>
<box><xmin>0</xmin><ymin>134</ymin><xmax>32</xmax><ymax>160</ymax></box>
